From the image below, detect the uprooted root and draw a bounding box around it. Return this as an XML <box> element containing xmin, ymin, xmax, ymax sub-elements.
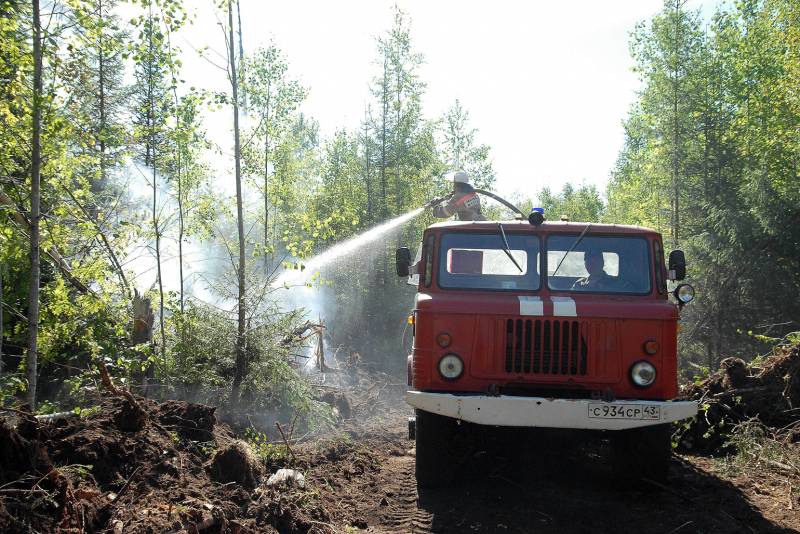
<box><xmin>676</xmin><ymin>339</ymin><xmax>800</xmax><ymax>453</ymax></box>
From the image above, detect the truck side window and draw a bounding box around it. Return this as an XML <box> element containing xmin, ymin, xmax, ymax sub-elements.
<box><xmin>423</xmin><ymin>235</ymin><xmax>435</xmax><ymax>287</ymax></box>
<box><xmin>407</xmin><ymin>244</ymin><xmax>422</xmax><ymax>286</ymax></box>
<box><xmin>654</xmin><ymin>239</ymin><xmax>665</xmax><ymax>294</ymax></box>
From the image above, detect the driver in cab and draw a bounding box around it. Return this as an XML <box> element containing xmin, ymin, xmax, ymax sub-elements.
<box><xmin>572</xmin><ymin>248</ymin><xmax>613</xmax><ymax>291</ymax></box>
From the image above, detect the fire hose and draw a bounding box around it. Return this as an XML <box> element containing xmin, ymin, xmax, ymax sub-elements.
<box><xmin>474</xmin><ymin>189</ymin><xmax>526</xmax><ymax>219</ymax></box>
<box><xmin>424</xmin><ymin>189</ymin><xmax>526</xmax><ymax>219</ymax></box>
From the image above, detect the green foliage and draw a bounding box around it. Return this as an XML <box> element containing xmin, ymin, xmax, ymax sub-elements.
<box><xmin>76</xmin><ymin>405</ymin><xmax>101</xmax><ymax>418</ymax></box>
<box><xmin>439</xmin><ymin>99</ymin><xmax>495</xmax><ymax>190</ymax></box>
<box><xmin>718</xmin><ymin>420</ymin><xmax>800</xmax><ymax>478</ymax></box>
<box><xmin>0</xmin><ymin>373</ymin><xmax>26</xmax><ymax>403</ymax></box>
<box><xmin>12</xmin><ymin>0</ymin><xmax>796</xmax><ymax>434</ymax></box>
<box><xmin>165</xmin><ymin>298</ymin><xmax>332</xmax><ymax>430</ymax></box>
<box><xmin>538</xmin><ymin>184</ymin><xmax>605</xmax><ymax>223</ymax></box>
<box><xmin>608</xmin><ymin>0</ymin><xmax>800</xmax><ymax>371</ymax></box>
<box><xmin>687</xmin><ymin>361</ymin><xmax>710</xmax><ymax>385</ymax></box>
<box><xmin>244</xmin><ymin>427</ymin><xmax>291</xmax><ymax>468</ymax></box>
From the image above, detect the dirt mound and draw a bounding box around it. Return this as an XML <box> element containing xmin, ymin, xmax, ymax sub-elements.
<box><xmin>0</xmin><ymin>395</ymin><xmax>335</xmax><ymax>533</ymax></box>
<box><xmin>210</xmin><ymin>441</ymin><xmax>261</xmax><ymax>488</ymax></box>
<box><xmin>0</xmin><ymin>416</ymin><xmax>49</xmax><ymax>484</ymax></box>
<box><xmin>158</xmin><ymin>399</ymin><xmax>217</xmax><ymax>441</ymax></box>
<box><xmin>677</xmin><ymin>340</ymin><xmax>800</xmax><ymax>453</ymax></box>
<box><xmin>320</xmin><ymin>391</ymin><xmax>352</xmax><ymax>420</ymax></box>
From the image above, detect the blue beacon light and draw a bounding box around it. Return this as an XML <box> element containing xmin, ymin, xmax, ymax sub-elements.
<box><xmin>528</xmin><ymin>207</ymin><xmax>545</xmax><ymax>226</ymax></box>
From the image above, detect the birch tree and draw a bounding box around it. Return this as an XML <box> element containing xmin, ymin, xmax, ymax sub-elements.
<box><xmin>226</xmin><ymin>0</ymin><xmax>247</xmax><ymax>403</ymax></box>
<box><xmin>242</xmin><ymin>45</ymin><xmax>306</xmax><ymax>265</ymax></box>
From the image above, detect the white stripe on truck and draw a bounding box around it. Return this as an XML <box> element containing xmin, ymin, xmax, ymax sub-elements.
<box><xmin>517</xmin><ymin>296</ymin><xmax>543</xmax><ymax>316</ymax></box>
<box><xmin>551</xmin><ymin>296</ymin><xmax>577</xmax><ymax>317</ymax></box>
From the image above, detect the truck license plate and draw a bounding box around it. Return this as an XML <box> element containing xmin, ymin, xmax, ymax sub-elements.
<box><xmin>588</xmin><ymin>403</ymin><xmax>661</xmax><ymax>420</ymax></box>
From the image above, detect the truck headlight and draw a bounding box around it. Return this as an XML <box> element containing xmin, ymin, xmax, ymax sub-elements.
<box><xmin>630</xmin><ymin>361</ymin><xmax>656</xmax><ymax>387</ymax></box>
<box><xmin>438</xmin><ymin>354</ymin><xmax>464</xmax><ymax>380</ymax></box>
<box><xmin>674</xmin><ymin>283</ymin><xmax>695</xmax><ymax>304</ymax></box>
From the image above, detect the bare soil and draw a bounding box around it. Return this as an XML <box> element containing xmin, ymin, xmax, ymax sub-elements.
<box><xmin>306</xmin><ymin>419</ymin><xmax>799</xmax><ymax>534</ymax></box>
<box><xmin>1</xmin><ymin>377</ymin><xmax>798</xmax><ymax>533</ymax></box>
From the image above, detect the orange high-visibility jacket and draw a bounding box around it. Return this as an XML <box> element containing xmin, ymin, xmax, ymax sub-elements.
<box><xmin>432</xmin><ymin>187</ymin><xmax>485</xmax><ymax>221</ymax></box>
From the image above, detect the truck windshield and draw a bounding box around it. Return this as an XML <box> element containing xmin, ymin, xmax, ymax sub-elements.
<box><xmin>438</xmin><ymin>233</ymin><xmax>540</xmax><ymax>290</ymax></box>
<box><xmin>547</xmin><ymin>235</ymin><xmax>651</xmax><ymax>294</ymax></box>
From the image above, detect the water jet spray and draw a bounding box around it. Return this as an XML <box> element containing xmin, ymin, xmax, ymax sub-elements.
<box><xmin>272</xmin><ymin>207</ymin><xmax>425</xmax><ymax>289</ymax></box>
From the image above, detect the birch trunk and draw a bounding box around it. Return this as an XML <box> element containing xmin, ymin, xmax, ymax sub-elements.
<box><xmin>229</xmin><ymin>0</ymin><xmax>247</xmax><ymax>403</ymax></box>
<box><xmin>27</xmin><ymin>0</ymin><xmax>43</xmax><ymax>409</ymax></box>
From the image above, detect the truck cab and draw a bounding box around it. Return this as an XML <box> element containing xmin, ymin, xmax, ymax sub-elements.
<box><xmin>396</xmin><ymin>218</ymin><xmax>698</xmax><ymax>487</ymax></box>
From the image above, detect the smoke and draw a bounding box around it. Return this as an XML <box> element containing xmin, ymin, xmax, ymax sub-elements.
<box><xmin>118</xmin><ymin>159</ymin><xmax>259</xmax><ymax>309</ymax></box>
<box><xmin>117</xmin><ymin>155</ymin><xmax>424</xmax><ymax>381</ymax></box>
<box><xmin>271</xmin><ymin>209</ymin><xmax>425</xmax><ymax>375</ymax></box>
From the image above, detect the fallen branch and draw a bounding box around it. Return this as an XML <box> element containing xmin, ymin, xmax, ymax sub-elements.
<box><xmin>35</xmin><ymin>411</ymin><xmax>78</xmax><ymax>424</ymax></box>
<box><xmin>665</xmin><ymin>521</ymin><xmax>693</xmax><ymax>534</ymax></box>
<box><xmin>275</xmin><ymin>422</ymin><xmax>298</xmax><ymax>464</ymax></box>
<box><xmin>0</xmin><ymin>406</ymin><xmax>35</xmax><ymax>417</ymax></box>
<box><xmin>0</xmin><ymin>488</ymin><xmax>51</xmax><ymax>496</ymax></box>
<box><xmin>109</xmin><ymin>465</ymin><xmax>143</xmax><ymax>505</ymax></box>
<box><xmin>98</xmin><ymin>359</ymin><xmax>145</xmax><ymax>418</ymax></box>
<box><xmin>98</xmin><ymin>360</ymin><xmax>120</xmax><ymax>395</ymax></box>
<box><xmin>763</xmin><ymin>458</ymin><xmax>800</xmax><ymax>476</ymax></box>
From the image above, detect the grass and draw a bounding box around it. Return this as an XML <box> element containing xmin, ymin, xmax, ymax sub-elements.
<box><xmin>715</xmin><ymin>419</ymin><xmax>800</xmax><ymax>480</ymax></box>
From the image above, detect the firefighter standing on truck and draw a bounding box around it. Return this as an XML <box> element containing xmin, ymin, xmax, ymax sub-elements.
<box><xmin>427</xmin><ymin>170</ymin><xmax>485</xmax><ymax>221</ymax></box>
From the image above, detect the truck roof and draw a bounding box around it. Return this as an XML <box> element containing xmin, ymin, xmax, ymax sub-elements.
<box><xmin>427</xmin><ymin>220</ymin><xmax>659</xmax><ymax>236</ymax></box>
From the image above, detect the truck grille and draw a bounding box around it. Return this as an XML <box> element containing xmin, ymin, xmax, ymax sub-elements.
<box><xmin>504</xmin><ymin>319</ymin><xmax>588</xmax><ymax>375</ymax></box>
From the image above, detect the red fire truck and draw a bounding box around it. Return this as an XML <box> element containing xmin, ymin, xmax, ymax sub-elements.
<box><xmin>396</xmin><ymin>215</ymin><xmax>697</xmax><ymax>487</ymax></box>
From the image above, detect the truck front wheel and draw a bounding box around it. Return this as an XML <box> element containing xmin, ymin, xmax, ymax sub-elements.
<box><xmin>610</xmin><ymin>424</ymin><xmax>671</xmax><ymax>486</ymax></box>
<box><xmin>415</xmin><ymin>409</ymin><xmax>460</xmax><ymax>488</ymax></box>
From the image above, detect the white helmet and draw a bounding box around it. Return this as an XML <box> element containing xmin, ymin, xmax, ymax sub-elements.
<box><xmin>451</xmin><ymin>170</ymin><xmax>470</xmax><ymax>184</ymax></box>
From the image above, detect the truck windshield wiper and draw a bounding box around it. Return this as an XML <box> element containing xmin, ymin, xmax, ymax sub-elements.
<box><xmin>551</xmin><ymin>223</ymin><xmax>592</xmax><ymax>277</ymax></box>
<box><xmin>497</xmin><ymin>223</ymin><xmax>523</xmax><ymax>273</ymax></box>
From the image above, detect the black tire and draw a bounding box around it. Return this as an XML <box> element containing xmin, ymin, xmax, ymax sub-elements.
<box><xmin>610</xmin><ymin>424</ymin><xmax>672</xmax><ymax>486</ymax></box>
<box><xmin>415</xmin><ymin>409</ymin><xmax>459</xmax><ymax>488</ymax></box>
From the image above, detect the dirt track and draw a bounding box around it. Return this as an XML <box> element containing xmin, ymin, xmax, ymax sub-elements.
<box><xmin>306</xmin><ymin>419</ymin><xmax>799</xmax><ymax>534</ymax></box>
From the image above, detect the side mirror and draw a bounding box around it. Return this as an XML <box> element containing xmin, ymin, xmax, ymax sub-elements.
<box><xmin>668</xmin><ymin>250</ymin><xmax>686</xmax><ymax>281</ymax></box>
<box><xmin>396</xmin><ymin>247</ymin><xmax>412</xmax><ymax>277</ymax></box>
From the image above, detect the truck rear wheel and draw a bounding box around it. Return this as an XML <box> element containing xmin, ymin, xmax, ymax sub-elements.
<box><xmin>415</xmin><ymin>409</ymin><xmax>460</xmax><ymax>488</ymax></box>
<box><xmin>610</xmin><ymin>424</ymin><xmax>671</xmax><ymax>486</ymax></box>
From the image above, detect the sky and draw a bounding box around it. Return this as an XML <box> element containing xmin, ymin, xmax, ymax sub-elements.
<box><xmin>174</xmin><ymin>0</ymin><xmax>721</xmax><ymax>199</ymax></box>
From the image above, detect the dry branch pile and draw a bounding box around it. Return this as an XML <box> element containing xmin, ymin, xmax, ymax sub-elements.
<box><xmin>676</xmin><ymin>340</ymin><xmax>800</xmax><ymax>454</ymax></box>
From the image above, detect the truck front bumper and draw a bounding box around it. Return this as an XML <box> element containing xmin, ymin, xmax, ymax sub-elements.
<box><xmin>406</xmin><ymin>391</ymin><xmax>697</xmax><ymax>431</ymax></box>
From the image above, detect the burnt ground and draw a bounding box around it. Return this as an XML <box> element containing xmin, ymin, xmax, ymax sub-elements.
<box><xmin>304</xmin><ymin>416</ymin><xmax>800</xmax><ymax>534</ymax></box>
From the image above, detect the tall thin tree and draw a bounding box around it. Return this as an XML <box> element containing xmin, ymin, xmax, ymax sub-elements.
<box><xmin>236</xmin><ymin>0</ymin><xmax>245</xmax><ymax>111</ymax></box>
<box><xmin>148</xmin><ymin>1</ymin><xmax>166</xmax><ymax>366</ymax></box>
<box><xmin>363</xmin><ymin>104</ymin><xmax>373</xmax><ymax>223</ymax></box>
<box><xmin>228</xmin><ymin>0</ymin><xmax>247</xmax><ymax>402</ymax></box>
<box><xmin>1</xmin><ymin>264</ymin><xmax>4</xmax><ymax>378</ymax></box>
<box><xmin>379</xmin><ymin>56</ymin><xmax>388</xmax><ymax>219</ymax></box>
<box><xmin>670</xmin><ymin>0</ymin><xmax>684</xmax><ymax>246</ymax></box>
<box><xmin>27</xmin><ymin>0</ymin><xmax>42</xmax><ymax>409</ymax></box>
